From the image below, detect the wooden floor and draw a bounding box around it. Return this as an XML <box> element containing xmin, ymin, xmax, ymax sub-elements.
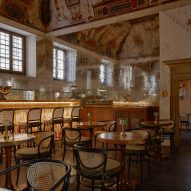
<box><xmin>1</xmin><ymin>131</ymin><xmax>191</xmax><ymax>191</ymax></box>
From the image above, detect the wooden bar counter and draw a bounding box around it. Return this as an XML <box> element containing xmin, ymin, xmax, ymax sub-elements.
<box><xmin>0</xmin><ymin>100</ymin><xmax>158</xmax><ymax>132</ymax></box>
<box><xmin>80</xmin><ymin>102</ymin><xmax>159</xmax><ymax>131</ymax></box>
<box><xmin>0</xmin><ymin>100</ymin><xmax>81</xmax><ymax>132</ymax></box>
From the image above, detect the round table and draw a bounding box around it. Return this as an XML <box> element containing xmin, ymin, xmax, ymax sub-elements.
<box><xmin>141</xmin><ymin>120</ymin><xmax>172</xmax><ymax>128</ymax></box>
<box><xmin>76</xmin><ymin>122</ymin><xmax>106</xmax><ymax>147</ymax></box>
<box><xmin>97</xmin><ymin>131</ymin><xmax>147</xmax><ymax>189</ymax></box>
<box><xmin>0</xmin><ymin>133</ymin><xmax>35</xmax><ymax>189</ymax></box>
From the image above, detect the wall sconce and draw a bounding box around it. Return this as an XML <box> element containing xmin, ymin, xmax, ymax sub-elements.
<box><xmin>187</xmin><ymin>18</ymin><xmax>191</xmax><ymax>25</ymax></box>
<box><xmin>160</xmin><ymin>90</ymin><xmax>168</xmax><ymax>98</ymax></box>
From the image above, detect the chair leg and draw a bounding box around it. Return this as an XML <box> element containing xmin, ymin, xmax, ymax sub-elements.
<box><xmin>76</xmin><ymin>173</ymin><xmax>80</xmax><ymax>191</ymax></box>
<box><xmin>140</xmin><ymin>155</ymin><xmax>143</xmax><ymax>187</ymax></box>
<box><xmin>63</xmin><ymin>144</ymin><xmax>67</xmax><ymax>160</ymax></box>
<box><xmin>0</xmin><ymin>147</ymin><xmax>2</xmax><ymax>164</ymax></box>
<box><xmin>92</xmin><ymin>180</ymin><xmax>94</xmax><ymax>191</ymax></box>
<box><xmin>115</xmin><ymin>175</ymin><xmax>120</xmax><ymax>191</ymax></box>
<box><xmin>147</xmin><ymin>157</ymin><xmax>151</xmax><ymax>177</ymax></box>
<box><xmin>128</xmin><ymin>155</ymin><xmax>131</xmax><ymax>180</ymax></box>
<box><xmin>16</xmin><ymin>160</ymin><xmax>20</xmax><ymax>185</ymax></box>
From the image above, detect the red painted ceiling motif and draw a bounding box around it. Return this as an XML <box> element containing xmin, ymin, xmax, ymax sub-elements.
<box><xmin>0</xmin><ymin>0</ymin><xmax>177</xmax><ymax>32</ymax></box>
<box><xmin>51</xmin><ymin>0</ymin><xmax>175</xmax><ymax>30</ymax></box>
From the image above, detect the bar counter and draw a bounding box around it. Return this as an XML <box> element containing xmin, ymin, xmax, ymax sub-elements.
<box><xmin>0</xmin><ymin>100</ymin><xmax>81</xmax><ymax>133</ymax></box>
<box><xmin>0</xmin><ymin>100</ymin><xmax>80</xmax><ymax>109</ymax></box>
<box><xmin>0</xmin><ymin>100</ymin><xmax>158</xmax><ymax>132</ymax></box>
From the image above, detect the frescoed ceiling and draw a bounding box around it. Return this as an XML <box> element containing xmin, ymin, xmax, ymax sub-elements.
<box><xmin>0</xmin><ymin>0</ymin><xmax>175</xmax><ymax>32</ymax></box>
<box><xmin>59</xmin><ymin>14</ymin><xmax>159</xmax><ymax>60</ymax></box>
<box><xmin>50</xmin><ymin>0</ymin><xmax>173</xmax><ymax>30</ymax></box>
<box><xmin>0</xmin><ymin>0</ymin><xmax>45</xmax><ymax>31</ymax></box>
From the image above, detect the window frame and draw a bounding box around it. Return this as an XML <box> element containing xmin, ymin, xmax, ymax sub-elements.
<box><xmin>53</xmin><ymin>46</ymin><xmax>67</xmax><ymax>81</ymax></box>
<box><xmin>0</xmin><ymin>28</ymin><xmax>26</xmax><ymax>75</ymax></box>
<box><xmin>99</xmin><ymin>60</ymin><xmax>113</xmax><ymax>87</ymax></box>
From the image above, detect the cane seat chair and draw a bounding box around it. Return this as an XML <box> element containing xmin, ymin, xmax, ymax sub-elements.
<box><xmin>15</xmin><ymin>131</ymin><xmax>54</xmax><ymax>184</ymax></box>
<box><xmin>0</xmin><ymin>109</ymin><xmax>15</xmax><ymax>164</ymax></box>
<box><xmin>27</xmin><ymin>159</ymin><xmax>71</xmax><ymax>191</ymax></box>
<box><xmin>62</xmin><ymin>127</ymin><xmax>91</xmax><ymax>160</ymax></box>
<box><xmin>160</xmin><ymin>119</ymin><xmax>175</xmax><ymax>153</ymax></box>
<box><xmin>73</xmin><ymin>145</ymin><xmax>121</xmax><ymax>191</ymax></box>
<box><xmin>125</xmin><ymin>129</ymin><xmax>151</xmax><ymax>186</ymax></box>
<box><xmin>180</xmin><ymin>113</ymin><xmax>189</xmax><ymax>131</ymax></box>
<box><xmin>0</xmin><ymin>159</ymin><xmax>71</xmax><ymax>191</ymax></box>
<box><xmin>94</xmin><ymin>121</ymin><xmax>117</xmax><ymax>147</ymax></box>
<box><xmin>18</xmin><ymin>108</ymin><xmax>42</xmax><ymax>133</ymax></box>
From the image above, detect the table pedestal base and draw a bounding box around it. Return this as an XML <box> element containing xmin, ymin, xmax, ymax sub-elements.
<box><xmin>4</xmin><ymin>146</ymin><xmax>14</xmax><ymax>190</ymax></box>
<box><xmin>119</xmin><ymin>179</ymin><xmax>139</xmax><ymax>191</ymax></box>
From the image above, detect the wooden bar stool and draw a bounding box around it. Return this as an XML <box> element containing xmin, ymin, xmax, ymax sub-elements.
<box><xmin>18</xmin><ymin>108</ymin><xmax>42</xmax><ymax>134</ymax></box>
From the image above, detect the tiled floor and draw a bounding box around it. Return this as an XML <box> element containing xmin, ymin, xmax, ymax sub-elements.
<box><xmin>1</xmin><ymin>131</ymin><xmax>191</xmax><ymax>191</ymax></box>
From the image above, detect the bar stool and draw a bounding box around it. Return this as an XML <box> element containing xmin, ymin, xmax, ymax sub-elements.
<box><xmin>18</xmin><ymin>108</ymin><xmax>42</xmax><ymax>134</ymax></box>
<box><xmin>44</xmin><ymin>107</ymin><xmax>64</xmax><ymax>152</ymax></box>
<box><xmin>64</xmin><ymin>106</ymin><xmax>81</xmax><ymax>127</ymax></box>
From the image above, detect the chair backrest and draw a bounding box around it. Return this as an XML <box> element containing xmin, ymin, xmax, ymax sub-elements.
<box><xmin>0</xmin><ymin>109</ymin><xmax>14</xmax><ymax>132</ymax></box>
<box><xmin>33</xmin><ymin>131</ymin><xmax>54</xmax><ymax>150</ymax></box>
<box><xmin>103</xmin><ymin>121</ymin><xmax>117</xmax><ymax>132</ymax></box>
<box><xmin>159</xmin><ymin>119</ymin><xmax>175</xmax><ymax>130</ymax></box>
<box><xmin>27</xmin><ymin>160</ymin><xmax>71</xmax><ymax>191</ymax></box>
<box><xmin>180</xmin><ymin>113</ymin><xmax>188</xmax><ymax>122</ymax></box>
<box><xmin>74</xmin><ymin>147</ymin><xmax>107</xmax><ymax>174</ymax></box>
<box><xmin>52</xmin><ymin>107</ymin><xmax>64</xmax><ymax>120</ymax></box>
<box><xmin>27</xmin><ymin>108</ymin><xmax>42</xmax><ymax>122</ymax></box>
<box><xmin>62</xmin><ymin>128</ymin><xmax>81</xmax><ymax>143</ymax></box>
<box><xmin>71</xmin><ymin>107</ymin><xmax>80</xmax><ymax>118</ymax></box>
<box><xmin>0</xmin><ymin>109</ymin><xmax>14</xmax><ymax>124</ymax></box>
<box><xmin>126</xmin><ymin>128</ymin><xmax>150</xmax><ymax>145</ymax></box>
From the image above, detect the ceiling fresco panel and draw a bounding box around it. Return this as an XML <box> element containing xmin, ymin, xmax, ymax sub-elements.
<box><xmin>50</xmin><ymin>0</ymin><xmax>175</xmax><ymax>31</ymax></box>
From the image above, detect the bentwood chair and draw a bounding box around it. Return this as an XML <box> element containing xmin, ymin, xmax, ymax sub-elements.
<box><xmin>73</xmin><ymin>144</ymin><xmax>121</xmax><ymax>191</ymax></box>
<box><xmin>0</xmin><ymin>159</ymin><xmax>71</xmax><ymax>191</ymax></box>
<box><xmin>15</xmin><ymin>131</ymin><xmax>54</xmax><ymax>184</ymax></box>
<box><xmin>125</xmin><ymin>129</ymin><xmax>151</xmax><ymax>186</ymax></box>
<box><xmin>62</xmin><ymin>127</ymin><xmax>91</xmax><ymax>160</ymax></box>
<box><xmin>27</xmin><ymin>159</ymin><xmax>71</xmax><ymax>191</ymax></box>
<box><xmin>160</xmin><ymin>119</ymin><xmax>175</xmax><ymax>153</ymax></box>
<box><xmin>94</xmin><ymin>121</ymin><xmax>117</xmax><ymax>147</ymax></box>
<box><xmin>0</xmin><ymin>109</ymin><xmax>15</xmax><ymax>164</ymax></box>
<box><xmin>18</xmin><ymin>108</ymin><xmax>42</xmax><ymax>133</ymax></box>
<box><xmin>180</xmin><ymin>113</ymin><xmax>190</xmax><ymax>131</ymax></box>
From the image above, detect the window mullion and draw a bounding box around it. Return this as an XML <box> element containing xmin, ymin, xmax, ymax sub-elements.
<box><xmin>10</xmin><ymin>34</ymin><xmax>13</xmax><ymax>72</ymax></box>
<box><xmin>56</xmin><ymin>48</ymin><xmax>58</xmax><ymax>79</ymax></box>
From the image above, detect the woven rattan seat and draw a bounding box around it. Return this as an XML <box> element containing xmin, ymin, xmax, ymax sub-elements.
<box><xmin>27</xmin><ymin>160</ymin><xmax>71</xmax><ymax>191</ymax></box>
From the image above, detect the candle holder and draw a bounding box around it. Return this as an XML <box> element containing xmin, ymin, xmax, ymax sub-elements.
<box><xmin>3</xmin><ymin>120</ymin><xmax>9</xmax><ymax>141</ymax></box>
<box><xmin>154</xmin><ymin>112</ymin><xmax>159</xmax><ymax>124</ymax></box>
<box><xmin>119</xmin><ymin>118</ymin><xmax>128</xmax><ymax>137</ymax></box>
<box><xmin>0</xmin><ymin>86</ymin><xmax>11</xmax><ymax>100</ymax></box>
<box><xmin>87</xmin><ymin>113</ymin><xmax>92</xmax><ymax>125</ymax></box>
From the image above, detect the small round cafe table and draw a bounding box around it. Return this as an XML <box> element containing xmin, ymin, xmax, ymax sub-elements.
<box><xmin>97</xmin><ymin>131</ymin><xmax>147</xmax><ymax>190</ymax></box>
<box><xmin>0</xmin><ymin>133</ymin><xmax>35</xmax><ymax>189</ymax></box>
<box><xmin>141</xmin><ymin>120</ymin><xmax>172</xmax><ymax>134</ymax></box>
<box><xmin>75</xmin><ymin>122</ymin><xmax>106</xmax><ymax>147</ymax></box>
